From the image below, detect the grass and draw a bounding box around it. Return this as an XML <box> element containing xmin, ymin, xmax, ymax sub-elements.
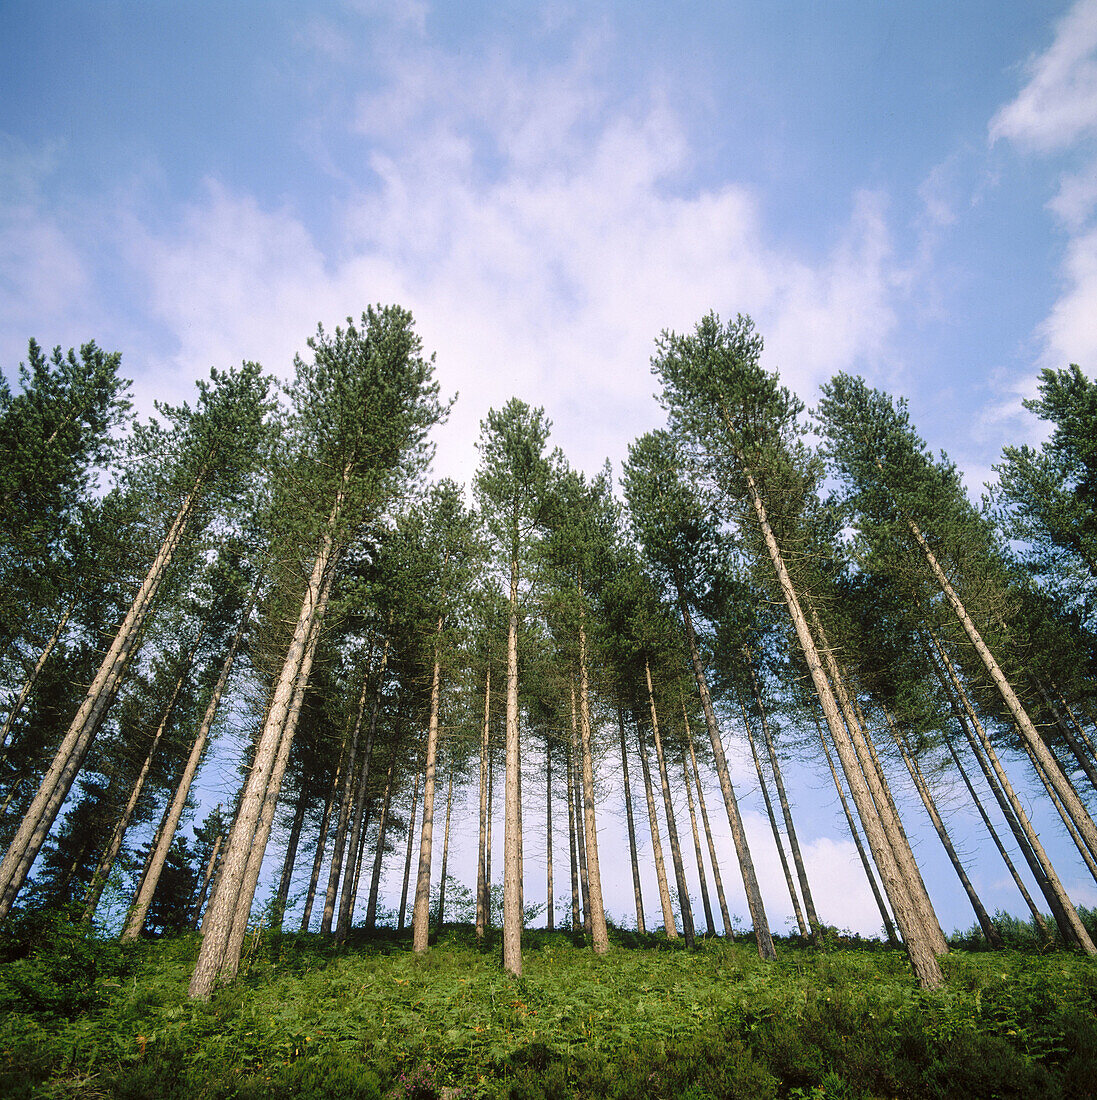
<box><xmin>2</xmin><ymin>914</ymin><xmax>1096</xmax><ymax>1098</ymax></box>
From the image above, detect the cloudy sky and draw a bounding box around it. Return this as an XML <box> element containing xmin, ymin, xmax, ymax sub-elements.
<box><xmin>4</xmin><ymin>1</ymin><xmax>1097</xmax><ymax>934</ymax></box>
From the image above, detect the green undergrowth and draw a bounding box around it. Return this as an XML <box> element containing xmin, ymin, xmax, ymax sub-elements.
<box><xmin>2</xmin><ymin>916</ymin><xmax>1096</xmax><ymax>1099</ymax></box>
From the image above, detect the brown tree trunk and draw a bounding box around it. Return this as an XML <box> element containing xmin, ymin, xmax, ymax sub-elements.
<box><xmin>577</xmin><ymin>615</ymin><xmax>609</xmax><ymax>954</ymax></box>
<box><xmin>476</xmin><ymin>667</ymin><xmax>490</xmax><ymax>939</ymax></box>
<box><xmin>189</xmin><ymin>503</ymin><xmax>340</xmax><ymax>999</ymax></box>
<box><xmin>888</xmin><ymin>715</ymin><xmax>1001</xmax><ymax>948</ymax></box>
<box><xmin>645</xmin><ymin>657</ymin><xmax>693</xmax><ymax>947</ymax></box>
<box><xmin>300</xmin><ymin>741</ymin><xmax>345</xmax><ymax>933</ymax></box>
<box><xmin>191</xmin><ymin>833</ymin><xmax>223</xmax><ymax>929</ymax></box>
<box><xmin>570</xmin><ymin>684</ymin><xmax>591</xmax><ymax>933</ymax></box>
<box><xmin>412</xmin><ymin>624</ymin><xmax>444</xmax><ymax>953</ymax></box>
<box><xmin>503</xmin><ymin>553</ymin><xmax>523</xmax><ymax>976</ymax></box>
<box><xmin>681</xmin><ymin>745</ymin><xmax>714</xmax><ymax>935</ymax></box>
<box><xmin>273</xmin><ymin>784</ymin><xmax>308</xmax><ymax>932</ymax></box>
<box><xmin>397</xmin><ymin>735</ymin><xmax>423</xmax><ymax>932</ymax></box>
<box><xmin>683</xmin><ymin>704</ymin><xmax>732</xmax><ymax>935</ymax></box>
<box><xmin>566</xmin><ymin>729</ymin><xmax>581</xmax><ymax>933</ymax></box>
<box><xmin>740</xmin><ymin>694</ymin><xmax>807</xmax><ymax>939</ymax></box>
<box><xmin>365</xmin><ymin>740</ymin><xmax>398</xmax><ymax>931</ymax></box>
<box><xmin>434</xmin><ymin>757</ymin><xmax>455</xmax><ymax>935</ymax></box>
<box><xmin>672</xmin><ymin>562</ymin><xmax>774</xmax><ymax>960</ymax></box>
<box><xmin>123</xmin><ymin>578</ymin><xmax>258</xmax><ymax>941</ymax></box>
<box><xmin>617</xmin><ymin>704</ymin><xmax>646</xmax><ymax>934</ymax></box>
<box><xmin>1028</xmin><ymin>749</ymin><xmax>1097</xmax><ymax>885</ymax></box>
<box><xmin>1</xmin><ymin>475</ymin><xmax>204</xmax><ymax>919</ymax></box>
<box><xmin>745</xmin><ymin>650</ymin><xmax>823</xmax><ymax>945</ymax></box>
<box><xmin>545</xmin><ymin>737</ymin><xmax>554</xmax><ymax>932</ymax></box>
<box><xmin>636</xmin><ymin>710</ymin><xmax>676</xmax><ymax>938</ymax></box>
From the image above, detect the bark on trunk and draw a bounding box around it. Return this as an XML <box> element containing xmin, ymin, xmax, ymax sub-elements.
<box><xmin>681</xmin><ymin>745</ymin><xmax>714</xmax><ymax>935</ymax></box>
<box><xmin>570</xmin><ymin>684</ymin><xmax>591</xmax><ymax>933</ymax></box>
<box><xmin>636</xmin><ymin>711</ymin><xmax>676</xmax><ymax>938</ymax></box>
<box><xmin>1029</xmin><ymin>749</ymin><xmax>1097</xmax><ymax>885</ymax></box>
<box><xmin>273</xmin><ymin>785</ymin><xmax>308</xmax><ymax>932</ymax></box>
<box><xmin>365</xmin><ymin>741</ymin><xmax>398</xmax><ymax>931</ymax></box>
<box><xmin>566</xmin><ymin>731</ymin><xmax>581</xmax><ymax>933</ymax></box>
<box><xmin>189</xmin><ymin>502</ymin><xmax>340</xmax><ymax>1000</ymax></box>
<box><xmin>476</xmin><ymin>667</ymin><xmax>490</xmax><ymax>939</ymax></box>
<box><xmin>397</xmin><ymin>737</ymin><xmax>423</xmax><ymax>932</ymax></box>
<box><xmin>545</xmin><ymin>739</ymin><xmax>554</xmax><ymax>932</ymax></box>
<box><xmin>684</xmin><ymin>707</ymin><xmax>732</xmax><ymax>936</ymax></box>
<box><xmin>617</xmin><ymin>704</ymin><xmax>646</xmax><ymax>934</ymax></box>
<box><xmin>645</xmin><ymin>657</ymin><xmax>693</xmax><ymax>947</ymax></box>
<box><xmin>502</xmin><ymin>553</ymin><xmax>522</xmax><ymax>976</ymax></box>
<box><xmin>888</xmin><ymin>715</ymin><xmax>1001</xmax><ymax>948</ymax></box>
<box><xmin>672</xmin><ymin>562</ymin><xmax>775</xmax><ymax>961</ymax></box>
<box><xmin>577</xmin><ymin>616</ymin><xmax>609</xmax><ymax>954</ymax></box>
<box><xmin>745</xmin><ymin>650</ymin><xmax>823</xmax><ymax>945</ymax></box>
<box><xmin>434</xmin><ymin>758</ymin><xmax>455</xmax><ymax>935</ymax></box>
<box><xmin>300</xmin><ymin>740</ymin><xmax>345</xmax><ymax>932</ymax></box>
<box><xmin>0</xmin><ymin>476</ymin><xmax>203</xmax><ymax>919</ymax></box>
<box><xmin>191</xmin><ymin>833</ymin><xmax>223</xmax><ymax>929</ymax></box>
<box><xmin>123</xmin><ymin>579</ymin><xmax>258</xmax><ymax>941</ymax></box>
<box><xmin>412</xmin><ymin>624</ymin><xmax>444</xmax><ymax>953</ymax></box>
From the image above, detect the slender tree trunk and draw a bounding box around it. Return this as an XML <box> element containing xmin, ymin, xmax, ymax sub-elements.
<box><xmin>412</xmin><ymin>623</ymin><xmax>445</xmax><ymax>953</ymax></box>
<box><xmin>672</xmin><ymin>565</ymin><xmax>774</xmax><ymax>960</ymax></box>
<box><xmin>273</xmin><ymin>786</ymin><xmax>308</xmax><ymax>933</ymax></box>
<box><xmin>337</xmin><ymin>632</ymin><xmax>392</xmax><ymax>941</ymax></box>
<box><xmin>123</xmin><ymin>579</ymin><xmax>258</xmax><ymax>941</ymax></box>
<box><xmin>681</xmin><ymin>745</ymin><xmax>714</xmax><ymax>935</ymax></box>
<box><xmin>545</xmin><ymin>738</ymin><xmax>554</xmax><ymax>931</ymax></box>
<box><xmin>577</xmin><ymin>614</ymin><xmax>609</xmax><ymax>954</ymax></box>
<box><xmin>1035</xmin><ymin>679</ymin><xmax>1097</xmax><ymax>795</ymax></box>
<box><xmin>0</xmin><ymin>599</ymin><xmax>74</xmax><ymax>759</ymax></box>
<box><xmin>889</xmin><ymin>716</ymin><xmax>1001</xmax><ymax>947</ymax></box>
<box><xmin>566</xmin><ymin>731</ymin><xmax>581</xmax><ymax>933</ymax></box>
<box><xmin>503</xmin><ymin>551</ymin><xmax>523</xmax><ymax>976</ymax></box>
<box><xmin>0</xmin><ymin>475</ymin><xmax>203</xmax><ymax>919</ymax></box>
<box><xmin>434</xmin><ymin>758</ymin><xmax>455</xmax><ymax>935</ymax></box>
<box><xmin>84</xmin><ymin>632</ymin><xmax>200</xmax><ymax>922</ymax></box>
<box><xmin>814</xmin><ymin>712</ymin><xmax>900</xmax><ymax>947</ymax></box>
<box><xmin>570</xmin><ymin>683</ymin><xmax>591</xmax><ymax>932</ymax></box>
<box><xmin>636</xmin><ymin>711</ymin><xmax>676</xmax><ymax>938</ymax></box>
<box><xmin>928</xmin><ymin>631</ymin><xmax>1095</xmax><ymax>952</ymax></box>
<box><xmin>617</xmin><ymin>704</ymin><xmax>646</xmax><ymax>934</ymax></box>
<box><xmin>321</xmin><ymin>667</ymin><xmax>373</xmax><ymax>935</ymax></box>
<box><xmin>745</xmin><ymin>650</ymin><xmax>823</xmax><ymax>945</ymax></box>
<box><xmin>397</xmin><ymin>736</ymin><xmax>423</xmax><ymax>933</ymax></box>
<box><xmin>943</xmin><ymin>734</ymin><xmax>1051</xmax><ymax>941</ymax></box>
<box><xmin>477</xmin><ymin>667</ymin><xmax>490</xmax><ymax>939</ymax></box>
<box><xmin>365</xmin><ymin>741</ymin><xmax>398</xmax><ymax>931</ymax></box>
<box><xmin>300</xmin><ymin>741</ymin><xmax>345</xmax><ymax>932</ymax></box>
<box><xmin>812</xmin><ymin>609</ymin><xmax>948</xmax><ymax>957</ymax></box>
<box><xmin>684</xmin><ymin>706</ymin><xmax>732</xmax><ymax>936</ymax></box>
<box><xmin>191</xmin><ymin>833</ymin><xmax>223</xmax><ymax>929</ymax></box>
<box><xmin>189</xmin><ymin>504</ymin><xmax>341</xmax><ymax>1000</ymax></box>
<box><xmin>645</xmin><ymin>657</ymin><xmax>693</xmax><ymax>947</ymax></box>
<box><xmin>1029</xmin><ymin>749</ymin><xmax>1097</xmax><ymax>886</ymax></box>
<box><xmin>741</xmin><ymin>695</ymin><xmax>807</xmax><ymax>939</ymax></box>
<box><xmin>905</xmin><ymin>511</ymin><xmax>1097</xmax><ymax>860</ymax></box>
<box><xmin>485</xmin><ymin>750</ymin><xmax>494</xmax><ymax>924</ymax></box>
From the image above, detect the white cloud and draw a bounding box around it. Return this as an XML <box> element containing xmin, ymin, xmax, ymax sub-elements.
<box><xmin>1041</xmin><ymin>222</ymin><xmax>1097</xmax><ymax>366</ymax></box>
<box><xmin>989</xmin><ymin>0</ymin><xmax>1097</xmax><ymax>154</ymax></box>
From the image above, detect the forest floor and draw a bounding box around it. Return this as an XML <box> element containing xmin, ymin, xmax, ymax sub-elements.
<box><xmin>1</xmin><ymin>915</ymin><xmax>1096</xmax><ymax>1099</ymax></box>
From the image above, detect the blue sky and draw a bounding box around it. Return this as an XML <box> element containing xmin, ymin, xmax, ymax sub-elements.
<box><xmin>4</xmin><ymin>1</ymin><xmax>1097</xmax><ymax>934</ymax></box>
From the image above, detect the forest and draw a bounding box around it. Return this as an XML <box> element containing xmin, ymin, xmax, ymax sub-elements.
<box><xmin>1</xmin><ymin>305</ymin><xmax>1096</xmax><ymax>1098</ymax></box>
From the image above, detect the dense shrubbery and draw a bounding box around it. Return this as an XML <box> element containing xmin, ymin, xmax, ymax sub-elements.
<box><xmin>1</xmin><ymin>921</ymin><xmax>1095</xmax><ymax>1098</ymax></box>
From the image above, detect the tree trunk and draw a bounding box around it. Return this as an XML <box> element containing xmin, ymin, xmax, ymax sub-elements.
<box><xmin>0</xmin><ymin>599</ymin><xmax>74</xmax><ymax>760</ymax></box>
<box><xmin>566</xmin><ymin>730</ymin><xmax>581</xmax><ymax>933</ymax></box>
<box><xmin>683</xmin><ymin>707</ymin><xmax>732</xmax><ymax>936</ymax></box>
<box><xmin>485</xmin><ymin>748</ymin><xmax>494</xmax><ymax>926</ymax></box>
<box><xmin>636</xmin><ymin>710</ymin><xmax>676</xmax><ymax>938</ymax></box>
<box><xmin>741</xmin><ymin>694</ymin><xmax>807</xmax><ymax>940</ymax></box>
<box><xmin>189</xmin><ymin>503</ymin><xmax>340</xmax><ymax>1000</ymax></box>
<box><xmin>570</xmin><ymin>683</ymin><xmax>591</xmax><ymax>933</ymax></box>
<box><xmin>672</xmin><ymin>562</ymin><xmax>775</xmax><ymax>961</ymax></box>
<box><xmin>476</xmin><ymin>666</ymin><xmax>490</xmax><ymax>939</ymax></box>
<box><xmin>412</xmin><ymin>623</ymin><xmax>444</xmax><ymax>953</ymax></box>
<box><xmin>1028</xmin><ymin>749</ymin><xmax>1097</xmax><ymax>885</ymax></box>
<box><xmin>645</xmin><ymin>656</ymin><xmax>693</xmax><ymax>947</ymax></box>
<box><xmin>928</xmin><ymin>631</ymin><xmax>1095</xmax><ymax>953</ymax></box>
<box><xmin>906</xmin><ymin>512</ymin><xmax>1097</xmax><ymax>860</ymax></box>
<box><xmin>745</xmin><ymin>650</ymin><xmax>823</xmax><ymax>946</ymax></box>
<box><xmin>365</xmin><ymin>740</ymin><xmax>398</xmax><ymax>931</ymax></box>
<box><xmin>617</xmin><ymin>704</ymin><xmax>646</xmax><ymax>934</ymax></box>
<box><xmin>337</xmin><ymin>632</ymin><xmax>392</xmax><ymax>942</ymax></box>
<box><xmin>503</xmin><ymin>552</ymin><xmax>523</xmax><ymax>976</ymax></box>
<box><xmin>545</xmin><ymin>738</ymin><xmax>554</xmax><ymax>932</ymax></box>
<box><xmin>272</xmin><ymin>784</ymin><xmax>308</xmax><ymax>933</ymax></box>
<box><xmin>435</xmin><ymin>758</ymin><xmax>455</xmax><ymax>935</ymax></box>
<box><xmin>888</xmin><ymin>715</ymin><xmax>1001</xmax><ymax>948</ymax></box>
<box><xmin>942</xmin><ymin>733</ymin><xmax>1051</xmax><ymax>941</ymax></box>
<box><xmin>84</xmin><ymin>631</ymin><xmax>201</xmax><ymax>922</ymax></box>
<box><xmin>814</xmin><ymin>713</ymin><xmax>900</xmax><ymax>945</ymax></box>
<box><xmin>1035</xmin><ymin>679</ymin><xmax>1097</xmax><ymax>795</ymax></box>
<box><xmin>811</xmin><ymin>608</ymin><xmax>948</xmax><ymax>957</ymax></box>
<box><xmin>191</xmin><ymin>833</ymin><xmax>223</xmax><ymax>929</ymax></box>
<box><xmin>321</xmin><ymin>667</ymin><xmax>374</xmax><ymax>935</ymax></box>
<box><xmin>0</xmin><ymin>474</ymin><xmax>203</xmax><ymax>919</ymax></box>
<box><xmin>681</xmin><ymin>745</ymin><xmax>714</xmax><ymax>935</ymax></box>
<box><xmin>397</xmin><ymin>737</ymin><xmax>423</xmax><ymax>933</ymax></box>
<box><xmin>300</xmin><ymin>740</ymin><xmax>345</xmax><ymax>933</ymax></box>
<box><xmin>577</xmin><ymin>615</ymin><xmax>609</xmax><ymax>954</ymax></box>
<box><xmin>123</xmin><ymin>579</ymin><xmax>258</xmax><ymax>941</ymax></box>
